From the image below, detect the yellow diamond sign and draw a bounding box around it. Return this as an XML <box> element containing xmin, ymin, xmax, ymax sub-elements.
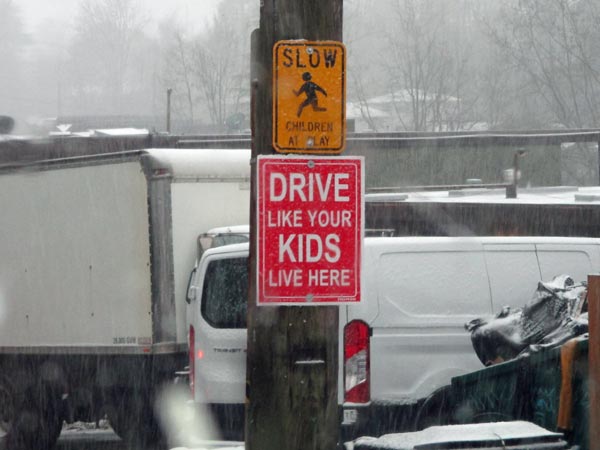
<box><xmin>273</xmin><ymin>40</ymin><xmax>346</xmax><ymax>154</ymax></box>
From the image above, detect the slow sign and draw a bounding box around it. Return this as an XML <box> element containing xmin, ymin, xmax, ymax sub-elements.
<box><xmin>273</xmin><ymin>40</ymin><xmax>346</xmax><ymax>154</ymax></box>
<box><xmin>257</xmin><ymin>155</ymin><xmax>363</xmax><ymax>305</ymax></box>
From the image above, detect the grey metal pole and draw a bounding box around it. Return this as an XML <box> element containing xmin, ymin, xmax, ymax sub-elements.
<box><xmin>166</xmin><ymin>88</ymin><xmax>173</xmax><ymax>133</ymax></box>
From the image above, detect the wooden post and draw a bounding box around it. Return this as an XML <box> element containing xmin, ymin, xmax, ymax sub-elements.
<box><xmin>597</xmin><ymin>140</ymin><xmax>600</xmax><ymax>186</ymax></box>
<box><xmin>589</xmin><ymin>274</ymin><xmax>600</xmax><ymax>450</ymax></box>
<box><xmin>246</xmin><ymin>2</ymin><xmax>343</xmax><ymax>450</ymax></box>
<box><xmin>597</xmin><ymin>141</ymin><xmax>600</xmax><ymax>185</ymax></box>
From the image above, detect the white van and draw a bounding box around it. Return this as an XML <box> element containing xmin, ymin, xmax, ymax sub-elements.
<box><xmin>185</xmin><ymin>236</ymin><xmax>600</xmax><ymax>440</ymax></box>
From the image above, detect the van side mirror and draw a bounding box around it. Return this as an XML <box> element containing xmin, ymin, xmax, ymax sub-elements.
<box><xmin>186</xmin><ymin>267</ymin><xmax>198</xmax><ymax>304</ymax></box>
<box><xmin>187</xmin><ymin>286</ymin><xmax>197</xmax><ymax>303</ymax></box>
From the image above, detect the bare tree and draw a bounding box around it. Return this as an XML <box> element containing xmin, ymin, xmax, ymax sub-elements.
<box><xmin>158</xmin><ymin>21</ymin><xmax>197</xmax><ymax>125</ymax></box>
<box><xmin>381</xmin><ymin>0</ymin><xmax>477</xmax><ymax>131</ymax></box>
<box><xmin>490</xmin><ymin>0</ymin><xmax>600</xmax><ymax>128</ymax></box>
<box><xmin>0</xmin><ymin>0</ymin><xmax>30</xmax><ymax>118</ymax></box>
<box><xmin>190</xmin><ymin>4</ymin><xmax>255</xmax><ymax>132</ymax></box>
<box><xmin>67</xmin><ymin>0</ymin><xmax>147</xmax><ymax>113</ymax></box>
<box><xmin>191</xmin><ymin>33</ymin><xmax>239</xmax><ymax>132</ymax></box>
<box><xmin>0</xmin><ymin>0</ymin><xmax>26</xmax><ymax>69</ymax></box>
<box><xmin>345</xmin><ymin>0</ymin><xmax>387</xmax><ymax>131</ymax></box>
<box><xmin>155</xmin><ymin>1</ymin><xmax>257</xmax><ymax>133</ymax></box>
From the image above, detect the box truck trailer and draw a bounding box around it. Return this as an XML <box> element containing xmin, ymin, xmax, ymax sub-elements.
<box><xmin>0</xmin><ymin>148</ymin><xmax>250</xmax><ymax>448</ymax></box>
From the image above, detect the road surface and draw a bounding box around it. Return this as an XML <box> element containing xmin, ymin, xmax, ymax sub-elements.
<box><xmin>1</xmin><ymin>427</ymin><xmax>244</xmax><ymax>450</ymax></box>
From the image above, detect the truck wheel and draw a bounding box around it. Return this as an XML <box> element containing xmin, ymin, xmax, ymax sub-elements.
<box><xmin>3</xmin><ymin>379</ymin><xmax>64</xmax><ymax>450</ymax></box>
<box><xmin>0</xmin><ymin>376</ymin><xmax>15</xmax><ymax>440</ymax></box>
<box><xmin>107</xmin><ymin>392</ymin><xmax>163</xmax><ymax>448</ymax></box>
<box><xmin>413</xmin><ymin>386</ymin><xmax>454</xmax><ymax>430</ymax></box>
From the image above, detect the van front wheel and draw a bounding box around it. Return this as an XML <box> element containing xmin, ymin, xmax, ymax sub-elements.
<box><xmin>413</xmin><ymin>386</ymin><xmax>454</xmax><ymax>431</ymax></box>
<box><xmin>107</xmin><ymin>390</ymin><xmax>162</xmax><ymax>448</ymax></box>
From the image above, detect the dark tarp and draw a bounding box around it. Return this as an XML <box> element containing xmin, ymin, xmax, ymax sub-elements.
<box><xmin>466</xmin><ymin>275</ymin><xmax>588</xmax><ymax>366</ymax></box>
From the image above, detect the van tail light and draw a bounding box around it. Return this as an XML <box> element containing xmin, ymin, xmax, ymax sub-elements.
<box><xmin>189</xmin><ymin>325</ymin><xmax>195</xmax><ymax>396</ymax></box>
<box><xmin>344</xmin><ymin>320</ymin><xmax>370</xmax><ymax>403</ymax></box>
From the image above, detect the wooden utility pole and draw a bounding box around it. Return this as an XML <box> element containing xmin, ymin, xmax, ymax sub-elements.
<box><xmin>589</xmin><ymin>274</ymin><xmax>600</xmax><ymax>450</ymax></box>
<box><xmin>247</xmin><ymin>2</ymin><xmax>343</xmax><ymax>450</ymax></box>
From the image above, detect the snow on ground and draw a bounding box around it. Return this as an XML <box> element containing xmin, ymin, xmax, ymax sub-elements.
<box><xmin>170</xmin><ymin>443</ymin><xmax>244</xmax><ymax>450</ymax></box>
<box><xmin>170</xmin><ymin>447</ymin><xmax>244</xmax><ymax>450</ymax></box>
<box><xmin>58</xmin><ymin>420</ymin><xmax>121</xmax><ymax>443</ymax></box>
<box><xmin>352</xmin><ymin>421</ymin><xmax>562</xmax><ymax>450</ymax></box>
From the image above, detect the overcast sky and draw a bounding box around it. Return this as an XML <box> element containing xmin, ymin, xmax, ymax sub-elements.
<box><xmin>16</xmin><ymin>0</ymin><xmax>222</xmax><ymax>33</ymax></box>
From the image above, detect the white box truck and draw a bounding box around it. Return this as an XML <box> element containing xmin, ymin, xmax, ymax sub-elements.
<box><xmin>0</xmin><ymin>148</ymin><xmax>250</xmax><ymax>448</ymax></box>
<box><xmin>186</xmin><ymin>235</ymin><xmax>600</xmax><ymax>443</ymax></box>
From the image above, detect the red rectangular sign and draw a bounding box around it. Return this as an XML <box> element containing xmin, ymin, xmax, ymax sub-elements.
<box><xmin>257</xmin><ymin>155</ymin><xmax>363</xmax><ymax>305</ymax></box>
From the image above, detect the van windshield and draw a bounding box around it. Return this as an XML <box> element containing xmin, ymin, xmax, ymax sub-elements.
<box><xmin>201</xmin><ymin>256</ymin><xmax>249</xmax><ymax>328</ymax></box>
<box><xmin>212</xmin><ymin>234</ymin><xmax>249</xmax><ymax>248</ymax></box>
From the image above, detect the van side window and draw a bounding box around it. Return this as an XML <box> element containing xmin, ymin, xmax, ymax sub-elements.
<box><xmin>378</xmin><ymin>251</ymin><xmax>491</xmax><ymax>318</ymax></box>
<box><xmin>201</xmin><ymin>257</ymin><xmax>248</xmax><ymax>328</ymax></box>
<box><xmin>186</xmin><ymin>267</ymin><xmax>198</xmax><ymax>303</ymax></box>
<box><xmin>483</xmin><ymin>246</ymin><xmax>541</xmax><ymax>310</ymax></box>
<box><xmin>536</xmin><ymin>247</ymin><xmax>592</xmax><ymax>282</ymax></box>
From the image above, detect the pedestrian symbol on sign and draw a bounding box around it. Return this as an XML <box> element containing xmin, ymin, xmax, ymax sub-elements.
<box><xmin>294</xmin><ymin>72</ymin><xmax>327</xmax><ymax>118</ymax></box>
